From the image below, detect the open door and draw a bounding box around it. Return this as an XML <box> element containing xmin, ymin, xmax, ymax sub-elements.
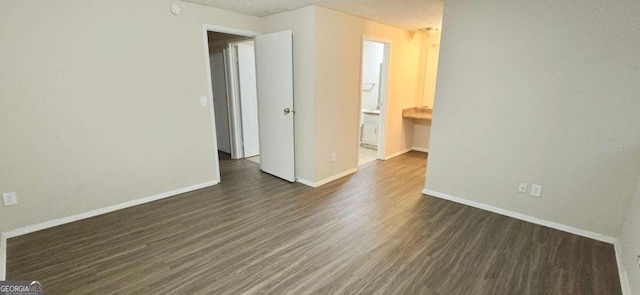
<box><xmin>236</xmin><ymin>41</ymin><xmax>260</xmax><ymax>158</ymax></box>
<box><xmin>254</xmin><ymin>30</ymin><xmax>295</xmax><ymax>182</ymax></box>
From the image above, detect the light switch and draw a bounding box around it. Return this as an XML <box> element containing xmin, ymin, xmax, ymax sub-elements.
<box><xmin>200</xmin><ymin>96</ymin><xmax>208</xmax><ymax>106</ymax></box>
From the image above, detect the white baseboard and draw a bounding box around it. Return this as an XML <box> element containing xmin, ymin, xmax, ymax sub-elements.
<box><xmin>412</xmin><ymin>146</ymin><xmax>429</xmax><ymax>153</ymax></box>
<box><xmin>296</xmin><ymin>168</ymin><xmax>358</xmax><ymax>188</ymax></box>
<box><xmin>0</xmin><ymin>180</ymin><xmax>219</xmax><ymax>280</ymax></box>
<box><xmin>422</xmin><ymin>189</ymin><xmax>631</xmax><ymax>294</ymax></box>
<box><xmin>0</xmin><ymin>233</ymin><xmax>6</xmax><ymax>280</ymax></box>
<box><xmin>383</xmin><ymin>148</ymin><xmax>412</xmax><ymax>160</ymax></box>
<box><xmin>614</xmin><ymin>240</ymin><xmax>632</xmax><ymax>295</ymax></box>
<box><xmin>4</xmin><ymin>180</ymin><xmax>220</xmax><ymax>238</ymax></box>
<box><xmin>422</xmin><ymin>189</ymin><xmax>616</xmax><ymax>244</ymax></box>
<box><xmin>3</xmin><ymin>180</ymin><xmax>219</xmax><ymax>239</ymax></box>
<box><xmin>296</xmin><ymin>177</ymin><xmax>316</xmax><ymax>188</ymax></box>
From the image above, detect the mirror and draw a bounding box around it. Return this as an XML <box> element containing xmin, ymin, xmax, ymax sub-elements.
<box><xmin>422</xmin><ymin>31</ymin><xmax>441</xmax><ymax>109</ymax></box>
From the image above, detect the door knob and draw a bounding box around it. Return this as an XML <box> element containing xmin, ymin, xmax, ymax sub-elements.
<box><xmin>284</xmin><ymin>108</ymin><xmax>295</xmax><ymax>115</ymax></box>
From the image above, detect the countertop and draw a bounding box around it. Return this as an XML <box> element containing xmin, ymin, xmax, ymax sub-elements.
<box><xmin>402</xmin><ymin>107</ymin><xmax>432</xmax><ymax>120</ymax></box>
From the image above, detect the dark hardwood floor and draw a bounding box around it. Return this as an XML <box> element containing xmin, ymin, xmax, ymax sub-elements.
<box><xmin>7</xmin><ymin>151</ymin><xmax>621</xmax><ymax>294</ymax></box>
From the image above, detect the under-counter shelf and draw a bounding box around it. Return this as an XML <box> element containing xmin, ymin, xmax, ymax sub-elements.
<box><xmin>402</xmin><ymin>107</ymin><xmax>432</xmax><ymax>121</ymax></box>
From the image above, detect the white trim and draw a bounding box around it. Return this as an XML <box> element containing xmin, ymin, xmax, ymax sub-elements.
<box><xmin>295</xmin><ymin>177</ymin><xmax>316</xmax><ymax>188</ymax></box>
<box><xmin>421</xmin><ymin>189</ymin><xmax>617</xmax><ymax>244</ymax></box>
<box><xmin>296</xmin><ymin>168</ymin><xmax>358</xmax><ymax>188</ymax></box>
<box><xmin>412</xmin><ymin>146</ymin><xmax>429</xmax><ymax>153</ymax></box>
<box><xmin>362</xmin><ymin>35</ymin><xmax>393</xmax><ymax>44</ymax></box>
<box><xmin>614</xmin><ymin>240</ymin><xmax>632</xmax><ymax>295</ymax></box>
<box><xmin>202</xmin><ymin>26</ymin><xmax>222</xmax><ymax>182</ymax></box>
<box><xmin>383</xmin><ymin>148</ymin><xmax>412</xmax><ymax>160</ymax></box>
<box><xmin>3</xmin><ymin>181</ymin><xmax>218</xmax><ymax>239</ymax></box>
<box><xmin>376</xmin><ymin>41</ymin><xmax>390</xmax><ymax>161</ymax></box>
<box><xmin>356</xmin><ymin>36</ymin><xmax>392</xmax><ymax>166</ymax></box>
<box><xmin>202</xmin><ymin>24</ymin><xmax>260</xmax><ymax>38</ymax></box>
<box><xmin>224</xmin><ymin>42</ymin><xmax>244</xmax><ymax>159</ymax></box>
<box><xmin>355</xmin><ymin>39</ymin><xmax>364</xmax><ymax>169</ymax></box>
<box><xmin>315</xmin><ymin>168</ymin><xmax>358</xmax><ymax>187</ymax></box>
<box><xmin>0</xmin><ymin>233</ymin><xmax>6</xmax><ymax>280</ymax></box>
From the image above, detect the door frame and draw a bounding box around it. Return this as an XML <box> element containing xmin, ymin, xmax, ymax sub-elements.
<box><xmin>224</xmin><ymin>41</ymin><xmax>244</xmax><ymax>159</ymax></box>
<box><xmin>233</xmin><ymin>40</ymin><xmax>260</xmax><ymax>158</ymax></box>
<box><xmin>225</xmin><ymin>40</ymin><xmax>260</xmax><ymax>160</ymax></box>
<box><xmin>202</xmin><ymin>24</ymin><xmax>259</xmax><ymax>181</ymax></box>
<box><xmin>357</xmin><ymin>35</ymin><xmax>392</xmax><ymax>166</ymax></box>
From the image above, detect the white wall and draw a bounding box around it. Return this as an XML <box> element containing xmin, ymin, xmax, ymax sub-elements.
<box><xmin>0</xmin><ymin>2</ymin><xmax>425</xmax><ymax>233</ymax></box>
<box><xmin>360</xmin><ymin>41</ymin><xmax>384</xmax><ymax>111</ymax></box>
<box><xmin>263</xmin><ymin>6</ymin><xmax>425</xmax><ymax>184</ymax></box>
<box><xmin>620</xmin><ymin>176</ymin><xmax>640</xmax><ymax>294</ymax></box>
<box><xmin>209</xmin><ymin>43</ymin><xmax>231</xmax><ymax>153</ymax></box>
<box><xmin>0</xmin><ymin>0</ymin><xmax>264</xmax><ymax>233</ymax></box>
<box><xmin>264</xmin><ymin>7</ymin><xmax>317</xmax><ymax>183</ymax></box>
<box><xmin>421</xmin><ymin>31</ymin><xmax>441</xmax><ymax>109</ymax></box>
<box><xmin>314</xmin><ymin>7</ymin><xmax>424</xmax><ymax>182</ymax></box>
<box><xmin>425</xmin><ymin>0</ymin><xmax>640</xmax><ymax>237</ymax></box>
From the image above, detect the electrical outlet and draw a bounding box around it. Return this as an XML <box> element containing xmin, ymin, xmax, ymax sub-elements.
<box><xmin>200</xmin><ymin>96</ymin><xmax>208</xmax><ymax>106</ymax></box>
<box><xmin>3</xmin><ymin>192</ymin><xmax>18</xmax><ymax>206</ymax></box>
<box><xmin>331</xmin><ymin>153</ymin><xmax>336</xmax><ymax>163</ymax></box>
<box><xmin>518</xmin><ymin>182</ymin><xmax>527</xmax><ymax>193</ymax></box>
<box><xmin>530</xmin><ymin>184</ymin><xmax>543</xmax><ymax>197</ymax></box>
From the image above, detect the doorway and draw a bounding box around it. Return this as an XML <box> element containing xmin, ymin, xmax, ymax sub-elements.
<box><xmin>206</xmin><ymin>31</ymin><xmax>259</xmax><ymax>163</ymax></box>
<box><xmin>358</xmin><ymin>38</ymin><xmax>390</xmax><ymax>166</ymax></box>
<box><xmin>203</xmin><ymin>25</ymin><xmax>296</xmax><ymax>183</ymax></box>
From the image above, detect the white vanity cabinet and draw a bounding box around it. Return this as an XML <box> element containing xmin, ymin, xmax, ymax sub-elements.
<box><xmin>361</xmin><ymin>113</ymin><xmax>379</xmax><ymax>147</ymax></box>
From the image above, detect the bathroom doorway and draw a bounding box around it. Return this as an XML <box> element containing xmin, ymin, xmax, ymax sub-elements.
<box><xmin>357</xmin><ymin>38</ymin><xmax>390</xmax><ymax>166</ymax></box>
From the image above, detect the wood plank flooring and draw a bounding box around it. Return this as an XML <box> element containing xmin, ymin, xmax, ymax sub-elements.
<box><xmin>7</xmin><ymin>151</ymin><xmax>621</xmax><ymax>294</ymax></box>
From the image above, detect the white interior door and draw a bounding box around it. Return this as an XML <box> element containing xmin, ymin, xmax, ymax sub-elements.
<box><xmin>210</xmin><ymin>44</ymin><xmax>231</xmax><ymax>153</ymax></box>
<box><xmin>236</xmin><ymin>41</ymin><xmax>260</xmax><ymax>157</ymax></box>
<box><xmin>254</xmin><ymin>30</ymin><xmax>295</xmax><ymax>182</ymax></box>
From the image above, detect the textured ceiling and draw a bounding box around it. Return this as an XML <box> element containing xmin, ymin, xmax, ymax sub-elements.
<box><xmin>182</xmin><ymin>0</ymin><xmax>443</xmax><ymax>30</ymax></box>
